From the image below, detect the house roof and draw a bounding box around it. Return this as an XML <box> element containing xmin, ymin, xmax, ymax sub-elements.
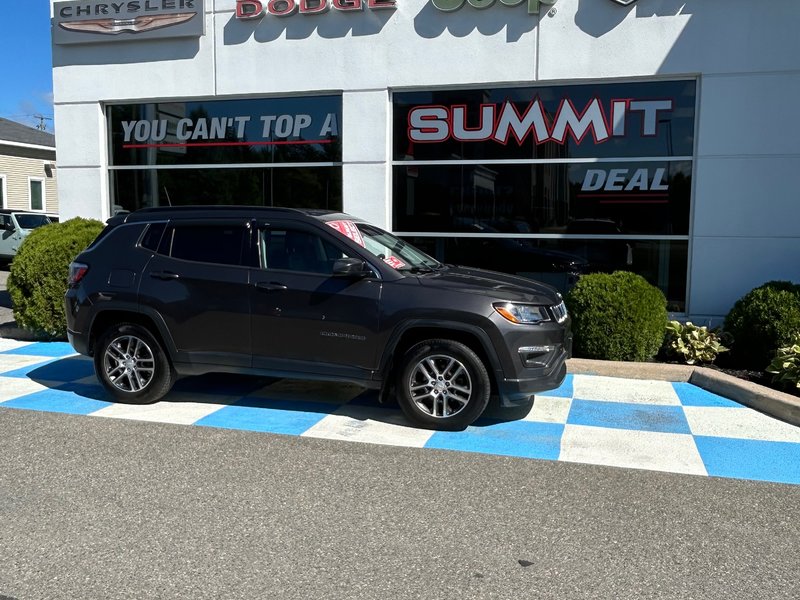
<box><xmin>0</xmin><ymin>117</ymin><xmax>55</xmax><ymax>148</ymax></box>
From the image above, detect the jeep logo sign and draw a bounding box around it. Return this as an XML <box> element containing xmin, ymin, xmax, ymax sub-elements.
<box><xmin>52</xmin><ymin>0</ymin><xmax>205</xmax><ymax>45</ymax></box>
<box><xmin>431</xmin><ymin>0</ymin><xmax>556</xmax><ymax>14</ymax></box>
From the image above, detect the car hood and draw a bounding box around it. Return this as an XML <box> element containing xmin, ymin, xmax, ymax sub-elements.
<box><xmin>415</xmin><ymin>265</ymin><xmax>561</xmax><ymax>304</ymax></box>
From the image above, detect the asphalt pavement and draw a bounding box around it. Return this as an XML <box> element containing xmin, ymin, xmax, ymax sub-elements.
<box><xmin>0</xmin><ymin>407</ymin><xmax>797</xmax><ymax>600</ymax></box>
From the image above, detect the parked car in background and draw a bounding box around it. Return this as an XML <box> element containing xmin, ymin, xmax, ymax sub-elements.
<box><xmin>0</xmin><ymin>209</ymin><xmax>55</xmax><ymax>263</ymax></box>
<box><xmin>65</xmin><ymin>206</ymin><xmax>572</xmax><ymax>430</ymax></box>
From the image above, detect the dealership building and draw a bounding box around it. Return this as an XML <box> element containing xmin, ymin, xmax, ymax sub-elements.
<box><xmin>50</xmin><ymin>0</ymin><xmax>799</xmax><ymax>323</ymax></box>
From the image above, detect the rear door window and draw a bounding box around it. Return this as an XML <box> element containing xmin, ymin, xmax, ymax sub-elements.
<box><xmin>160</xmin><ymin>224</ymin><xmax>248</xmax><ymax>266</ymax></box>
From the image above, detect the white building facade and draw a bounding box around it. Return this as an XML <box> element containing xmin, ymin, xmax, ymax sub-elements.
<box><xmin>51</xmin><ymin>0</ymin><xmax>800</xmax><ymax>322</ymax></box>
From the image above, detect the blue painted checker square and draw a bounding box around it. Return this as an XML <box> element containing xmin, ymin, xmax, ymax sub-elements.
<box><xmin>25</xmin><ymin>356</ymin><xmax>96</xmax><ymax>383</ymax></box>
<box><xmin>672</xmin><ymin>382</ymin><xmax>743</xmax><ymax>408</ymax></box>
<box><xmin>195</xmin><ymin>398</ymin><xmax>333</xmax><ymax>435</ymax></box>
<box><xmin>1</xmin><ymin>388</ymin><xmax>112</xmax><ymax>415</ymax></box>
<box><xmin>0</xmin><ymin>358</ymin><xmax>65</xmax><ymax>379</ymax></box>
<box><xmin>425</xmin><ymin>421</ymin><xmax>564</xmax><ymax>460</ymax></box>
<box><xmin>568</xmin><ymin>398</ymin><xmax>691</xmax><ymax>434</ymax></box>
<box><xmin>539</xmin><ymin>374</ymin><xmax>574</xmax><ymax>398</ymax></box>
<box><xmin>0</xmin><ymin>342</ymin><xmax>76</xmax><ymax>357</ymax></box>
<box><xmin>694</xmin><ymin>436</ymin><xmax>800</xmax><ymax>485</ymax></box>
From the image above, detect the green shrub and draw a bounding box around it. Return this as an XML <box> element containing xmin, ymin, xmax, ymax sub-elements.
<box><xmin>565</xmin><ymin>271</ymin><xmax>667</xmax><ymax>361</ymax></box>
<box><xmin>662</xmin><ymin>320</ymin><xmax>729</xmax><ymax>365</ymax></box>
<box><xmin>724</xmin><ymin>281</ymin><xmax>800</xmax><ymax>369</ymax></box>
<box><xmin>8</xmin><ymin>217</ymin><xmax>104</xmax><ymax>338</ymax></box>
<box><xmin>766</xmin><ymin>335</ymin><xmax>800</xmax><ymax>392</ymax></box>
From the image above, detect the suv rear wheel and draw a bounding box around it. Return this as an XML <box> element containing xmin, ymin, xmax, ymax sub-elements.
<box><xmin>94</xmin><ymin>323</ymin><xmax>174</xmax><ymax>404</ymax></box>
<box><xmin>396</xmin><ymin>339</ymin><xmax>491</xmax><ymax>430</ymax></box>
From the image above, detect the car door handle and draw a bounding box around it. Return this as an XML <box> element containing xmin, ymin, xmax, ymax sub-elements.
<box><xmin>149</xmin><ymin>271</ymin><xmax>180</xmax><ymax>280</ymax></box>
<box><xmin>255</xmin><ymin>282</ymin><xmax>288</xmax><ymax>292</ymax></box>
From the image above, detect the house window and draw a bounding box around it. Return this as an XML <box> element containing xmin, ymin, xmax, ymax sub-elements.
<box><xmin>29</xmin><ymin>178</ymin><xmax>45</xmax><ymax>212</ymax></box>
<box><xmin>0</xmin><ymin>175</ymin><xmax>6</xmax><ymax>209</ymax></box>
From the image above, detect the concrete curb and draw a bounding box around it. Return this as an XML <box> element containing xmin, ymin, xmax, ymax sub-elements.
<box><xmin>568</xmin><ymin>358</ymin><xmax>800</xmax><ymax>427</ymax></box>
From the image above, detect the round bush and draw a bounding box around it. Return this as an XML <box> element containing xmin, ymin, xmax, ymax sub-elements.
<box><xmin>724</xmin><ymin>281</ymin><xmax>800</xmax><ymax>369</ymax></box>
<box><xmin>8</xmin><ymin>217</ymin><xmax>104</xmax><ymax>338</ymax></box>
<box><xmin>565</xmin><ymin>271</ymin><xmax>667</xmax><ymax>362</ymax></box>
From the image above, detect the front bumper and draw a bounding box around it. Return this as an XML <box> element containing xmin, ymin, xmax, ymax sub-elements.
<box><xmin>490</xmin><ymin>312</ymin><xmax>572</xmax><ymax>406</ymax></box>
<box><xmin>497</xmin><ymin>349</ymin><xmax>569</xmax><ymax>406</ymax></box>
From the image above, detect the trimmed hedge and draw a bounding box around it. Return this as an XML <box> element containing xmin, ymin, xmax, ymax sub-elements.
<box><xmin>8</xmin><ymin>217</ymin><xmax>104</xmax><ymax>338</ymax></box>
<box><xmin>565</xmin><ymin>271</ymin><xmax>667</xmax><ymax>362</ymax></box>
<box><xmin>724</xmin><ymin>281</ymin><xmax>800</xmax><ymax>369</ymax></box>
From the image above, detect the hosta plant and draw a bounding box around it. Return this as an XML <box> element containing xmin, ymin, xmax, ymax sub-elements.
<box><xmin>663</xmin><ymin>320</ymin><xmax>729</xmax><ymax>365</ymax></box>
<box><xmin>766</xmin><ymin>336</ymin><xmax>800</xmax><ymax>391</ymax></box>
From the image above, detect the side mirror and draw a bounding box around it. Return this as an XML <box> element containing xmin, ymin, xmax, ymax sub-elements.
<box><xmin>2</xmin><ymin>222</ymin><xmax>14</xmax><ymax>232</ymax></box>
<box><xmin>333</xmin><ymin>257</ymin><xmax>371</xmax><ymax>278</ymax></box>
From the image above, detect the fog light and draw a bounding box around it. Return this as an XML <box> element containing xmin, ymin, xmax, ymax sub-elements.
<box><xmin>519</xmin><ymin>345</ymin><xmax>554</xmax><ymax>368</ymax></box>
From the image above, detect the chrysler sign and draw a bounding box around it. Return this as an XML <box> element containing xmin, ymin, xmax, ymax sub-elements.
<box><xmin>53</xmin><ymin>0</ymin><xmax>205</xmax><ymax>45</ymax></box>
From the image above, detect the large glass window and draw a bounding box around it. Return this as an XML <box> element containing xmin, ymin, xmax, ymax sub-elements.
<box><xmin>393</xmin><ymin>80</ymin><xmax>696</xmax><ymax>310</ymax></box>
<box><xmin>108</xmin><ymin>96</ymin><xmax>342</xmax><ymax>214</ymax></box>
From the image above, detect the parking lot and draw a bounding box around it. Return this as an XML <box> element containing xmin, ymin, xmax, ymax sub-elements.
<box><xmin>1</xmin><ymin>338</ymin><xmax>798</xmax><ymax>486</ymax></box>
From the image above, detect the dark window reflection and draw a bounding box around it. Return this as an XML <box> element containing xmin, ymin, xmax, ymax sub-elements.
<box><xmin>110</xmin><ymin>168</ymin><xmax>342</xmax><ymax>213</ymax></box>
<box><xmin>393</xmin><ymin>162</ymin><xmax>691</xmax><ymax>236</ymax></box>
<box><xmin>394</xmin><ymin>81</ymin><xmax>695</xmax><ymax>161</ymax></box>
<box><xmin>404</xmin><ymin>237</ymin><xmax>688</xmax><ymax>311</ymax></box>
<box><xmin>109</xmin><ymin>96</ymin><xmax>342</xmax><ymax>167</ymax></box>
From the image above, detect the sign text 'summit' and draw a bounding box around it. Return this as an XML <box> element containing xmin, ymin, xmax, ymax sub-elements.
<box><xmin>408</xmin><ymin>98</ymin><xmax>674</xmax><ymax>145</ymax></box>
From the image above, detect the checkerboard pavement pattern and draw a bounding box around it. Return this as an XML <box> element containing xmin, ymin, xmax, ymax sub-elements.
<box><xmin>1</xmin><ymin>339</ymin><xmax>799</xmax><ymax>485</ymax></box>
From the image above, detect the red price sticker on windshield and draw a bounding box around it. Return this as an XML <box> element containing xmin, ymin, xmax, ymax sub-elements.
<box><xmin>326</xmin><ymin>220</ymin><xmax>365</xmax><ymax>248</ymax></box>
<box><xmin>383</xmin><ymin>256</ymin><xmax>406</xmax><ymax>269</ymax></box>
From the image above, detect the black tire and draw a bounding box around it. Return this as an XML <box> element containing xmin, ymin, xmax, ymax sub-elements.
<box><xmin>396</xmin><ymin>339</ymin><xmax>491</xmax><ymax>430</ymax></box>
<box><xmin>94</xmin><ymin>323</ymin><xmax>174</xmax><ymax>404</ymax></box>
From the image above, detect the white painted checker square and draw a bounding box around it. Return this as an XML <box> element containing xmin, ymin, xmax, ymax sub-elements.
<box><xmin>572</xmin><ymin>374</ymin><xmax>681</xmax><ymax>405</ymax></box>
<box><xmin>248</xmin><ymin>379</ymin><xmax>364</xmax><ymax>405</ymax></box>
<box><xmin>302</xmin><ymin>406</ymin><xmax>434</xmax><ymax>448</ymax></box>
<box><xmin>683</xmin><ymin>406</ymin><xmax>800</xmax><ymax>443</ymax></box>
<box><xmin>0</xmin><ymin>377</ymin><xmax>53</xmax><ymax>402</ymax></box>
<box><xmin>91</xmin><ymin>393</ymin><xmax>237</xmax><ymax>425</ymax></box>
<box><xmin>0</xmin><ymin>354</ymin><xmax>60</xmax><ymax>373</ymax></box>
<box><xmin>560</xmin><ymin>424</ymin><xmax>708</xmax><ymax>476</ymax></box>
<box><xmin>523</xmin><ymin>396</ymin><xmax>573</xmax><ymax>424</ymax></box>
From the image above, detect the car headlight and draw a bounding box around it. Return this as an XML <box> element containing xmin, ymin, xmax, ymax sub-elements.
<box><xmin>493</xmin><ymin>302</ymin><xmax>550</xmax><ymax>324</ymax></box>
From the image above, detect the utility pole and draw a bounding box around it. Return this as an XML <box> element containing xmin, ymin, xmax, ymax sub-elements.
<box><xmin>33</xmin><ymin>114</ymin><xmax>53</xmax><ymax>131</ymax></box>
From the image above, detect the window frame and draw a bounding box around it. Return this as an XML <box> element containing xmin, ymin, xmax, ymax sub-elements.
<box><xmin>0</xmin><ymin>174</ymin><xmax>6</xmax><ymax>209</ymax></box>
<box><xmin>28</xmin><ymin>177</ymin><xmax>45</xmax><ymax>212</ymax></box>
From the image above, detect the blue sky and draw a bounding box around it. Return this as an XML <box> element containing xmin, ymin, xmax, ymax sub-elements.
<box><xmin>0</xmin><ymin>1</ymin><xmax>54</xmax><ymax>131</ymax></box>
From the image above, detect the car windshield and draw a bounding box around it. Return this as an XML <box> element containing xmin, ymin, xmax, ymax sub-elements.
<box><xmin>15</xmin><ymin>214</ymin><xmax>52</xmax><ymax>229</ymax></box>
<box><xmin>325</xmin><ymin>219</ymin><xmax>441</xmax><ymax>272</ymax></box>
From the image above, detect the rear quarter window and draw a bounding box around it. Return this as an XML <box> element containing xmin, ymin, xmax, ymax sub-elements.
<box><xmin>139</xmin><ymin>222</ymin><xmax>166</xmax><ymax>251</ymax></box>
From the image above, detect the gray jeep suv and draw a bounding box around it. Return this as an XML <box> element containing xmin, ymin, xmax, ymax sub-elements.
<box><xmin>65</xmin><ymin>207</ymin><xmax>571</xmax><ymax>430</ymax></box>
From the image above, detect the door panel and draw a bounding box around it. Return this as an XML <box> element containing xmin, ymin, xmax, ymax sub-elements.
<box><xmin>139</xmin><ymin>222</ymin><xmax>252</xmax><ymax>367</ymax></box>
<box><xmin>250</xmin><ymin>226</ymin><xmax>381</xmax><ymax>376</ymax></box>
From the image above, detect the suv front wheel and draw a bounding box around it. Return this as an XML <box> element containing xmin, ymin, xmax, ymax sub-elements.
<box><xmin>396</xmin><ymin>339</ymin><xmax>491</xmax><ymax>430</ymax></box>
<box><xmin>94</xmin><ymin>323</ymin><xmax>174</xmax><ymax>404</ymax></box>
